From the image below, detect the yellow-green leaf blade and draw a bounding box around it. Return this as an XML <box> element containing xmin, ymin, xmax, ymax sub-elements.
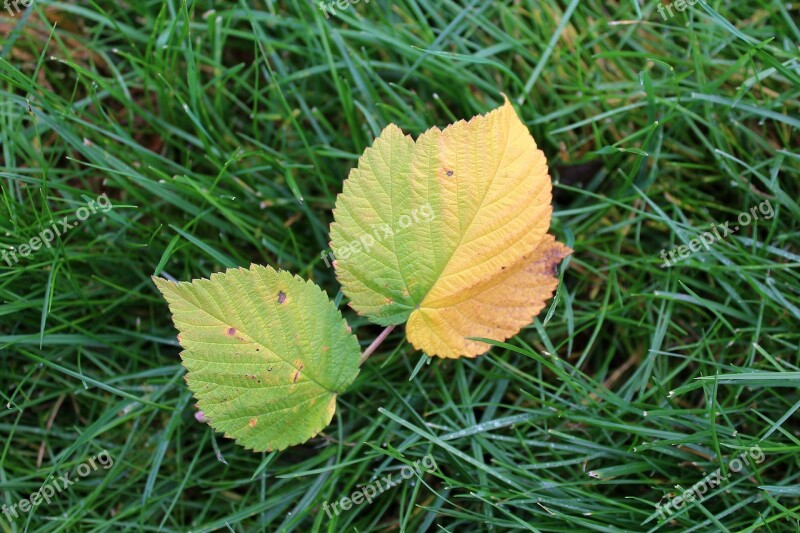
<box><xmin>329</xmin><ymin>124</ymin><xmax>420</xmax><ymax>325</ymax></box>
<box><xmin>153</xmin><ymin>265</ymin><xmax>360</xmax><ymax>452</ymax></box>
<box><xmin>331</xmin><ymin>98</ymin><xmax>571</xmax><ymax>358</ymax></box>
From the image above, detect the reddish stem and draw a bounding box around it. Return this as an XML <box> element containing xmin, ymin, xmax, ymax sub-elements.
<box><xmin>359</xmin><ymin>325</ymin><xmax>396</xmax><ymax>366</ymax></box>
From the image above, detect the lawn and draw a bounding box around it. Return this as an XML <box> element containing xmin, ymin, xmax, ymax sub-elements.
<box><xmin>1</xmin><ymin>0</ymin><xmax>799</xmax><ymax>531</ymax></box>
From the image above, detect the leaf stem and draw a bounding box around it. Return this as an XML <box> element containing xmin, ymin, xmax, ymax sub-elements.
<box><xmin>359</xmin><ymin>325</ymin><xmax>396</xmax><ymax>366</ymax></box>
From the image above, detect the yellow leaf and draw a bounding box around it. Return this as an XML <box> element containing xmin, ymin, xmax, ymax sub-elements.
<box><xmin>408</xmin><ymin>234</ymin><xmax>571</xmax><ymax>357</ymax></box>
<box><xmin>331</xmin><ymin>97</ymin><xmax>571</xmax><ymax>358</ymax></box>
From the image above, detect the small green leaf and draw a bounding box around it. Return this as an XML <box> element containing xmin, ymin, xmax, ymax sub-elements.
<box><xmin>153</xmin><ymin>265</ymin><xmax>360</xmax><ymax>452</ymax></box>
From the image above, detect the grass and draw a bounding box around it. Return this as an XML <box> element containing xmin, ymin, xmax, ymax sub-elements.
<box><xmin>1</xmin><ymin>0</ymin><xmax>799</xmax><ymax>531</ymax></box>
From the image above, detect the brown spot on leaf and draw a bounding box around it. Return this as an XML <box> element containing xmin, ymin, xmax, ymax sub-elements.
<box><xmin>226</xmin><ymin>327</ymin><xmax>236</xmax><ymax>336</ymax></box>
<box><xmin>249</xmin><ymin>417</ymin><xmax>258</xmax><ymax>428</ymax></box>
<box><xmin>446</xmin><ymin>169</ymin><xmax>454</xmax><ymax>177</ymax></box>
<box><xmin>291</xmin><ymin>361</ymin><xmax>305</xmax><ymax>384</ymax></box>
<box><xmin>277</xmin><ymin>291</ymin><xmax>286</xmax><ymax>304</ymax></box>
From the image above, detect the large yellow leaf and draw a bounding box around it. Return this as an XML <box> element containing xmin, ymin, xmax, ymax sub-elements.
<box><xmin>330</xmin><ymin>98</ymin><xmax>571</xmax><ymax>358</ymax></box>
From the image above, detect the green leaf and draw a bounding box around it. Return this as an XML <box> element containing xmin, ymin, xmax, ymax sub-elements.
<box><xmin>153</xmin><ymin>265</ymin><xmax>360</xmax><ymax>452</ymax></box>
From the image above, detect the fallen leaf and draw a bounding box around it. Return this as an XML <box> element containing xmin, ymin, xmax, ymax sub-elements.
<box><xmin>153</xmin><ymin>265</ymin><xmax>361</xmax><ymax>452</ymax></box>
<box><xmin>331</xmin><ymin>98</ymin><xmax>571</xmax><ymax>358</ymax></box>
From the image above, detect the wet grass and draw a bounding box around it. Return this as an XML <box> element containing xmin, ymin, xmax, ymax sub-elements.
<box><xmin>1</xmin><ymin>0</ymin><xmax>799</xmax><ymax>531</ymax></box>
